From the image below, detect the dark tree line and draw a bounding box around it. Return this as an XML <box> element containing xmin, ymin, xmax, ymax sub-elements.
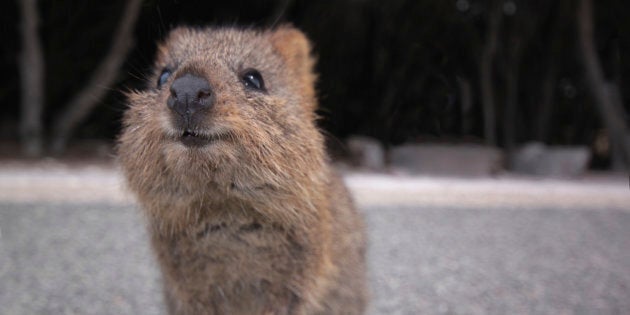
<box><xmin>2</xmin><ymin>0</ymin><xmax>629</xmax><ymax>169</ymax></box>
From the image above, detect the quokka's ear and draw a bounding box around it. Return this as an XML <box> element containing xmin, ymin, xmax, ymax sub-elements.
<box><xmin>155</xmin><ymin>26</ymin><xmax>194</xmax><ymax>66</ymax></box>
<box><xmin>270</xmin><ymin>25</ymin><xmax>318</xmax><ymax>106</ymax></box>
<box><xmin>270</xmin><ymin>25</ymin><xmax>312</xmax><ymax>66</ymax></box>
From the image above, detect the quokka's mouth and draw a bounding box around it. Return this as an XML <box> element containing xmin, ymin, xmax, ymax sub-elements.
<box><xmin>180</xmin><ymin>129</ymin><xmax>227</xmax><ymax>147</ymax></box>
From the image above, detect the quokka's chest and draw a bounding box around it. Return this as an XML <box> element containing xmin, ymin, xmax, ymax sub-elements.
<box><xmin>153</xmin><ymin>219</ymin><xmax>310</xmax><ymax>314</ymax></box>
<box><xmin>155</xmin><ymin>219</ymin><xmax>308</xmax><ymax>285</ymax></box>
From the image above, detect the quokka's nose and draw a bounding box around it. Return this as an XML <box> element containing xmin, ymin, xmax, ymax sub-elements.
<box><xmin>167</xmin><ymin>74</ymin><xmax>214</xmax><ymax>119</ymax></box>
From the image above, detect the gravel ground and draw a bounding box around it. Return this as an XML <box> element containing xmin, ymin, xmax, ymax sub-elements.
<box><xmin>0</xmin><ymin>202</ymin><xmax>163</xmax><ymax>315</ymax></box>
<box><xmin>0</xmin><ymin>162</ymin><xmax>629</xmax><ymax>314</ymax></box>
<box><xmin>367</xmin><ymin>206</ymin><xmax>630</xmax><ymax>315</ymax></box>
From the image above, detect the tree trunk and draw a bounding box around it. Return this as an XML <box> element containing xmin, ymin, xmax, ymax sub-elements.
<box><xmin>504</xmin><ymin>36</ymin><xmax>522</xmax><ymax>165</ymax></box>
<box><xmin>577</xmin><ymin>0</ymin><xmax>630</xmax><ymax>170</ymax></box>
<box><xmin>18</xmin><ymin>0</ymin><xmax>44</xmax><ymax>157</ymax></box>
<box><xmin>535</xmin><ymin>63</ymin><xmax>556</xmax><ymax>142</ymax></box>
<box><xmin>50</xmin><ymin>0</ymin><xmax>143</xmax><ymax>154</ymax></box>
<box><xmin>609</xmin><ymin>37</ymin><xmax>626</xmax><ymax>171</ymax></box>
<box><xmin>534</xmin><ymin>1</ymin><xmax>566</xmax><ymax>143</ymax></box>
<box><xmin>457</xmin><ymin>76</ymin><xmax>473</xmax><ymax>135</ymax></box>
<box><xmin>479</xmin><ymin>3</ymin><xmax>502</xmax><ymax>146</ymax></box>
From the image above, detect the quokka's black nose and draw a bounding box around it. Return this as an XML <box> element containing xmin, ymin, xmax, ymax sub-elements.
<box><xmin>167</xmin><ymin>74</ymin><xmax>214</xmax><ymax>120</ymax></box>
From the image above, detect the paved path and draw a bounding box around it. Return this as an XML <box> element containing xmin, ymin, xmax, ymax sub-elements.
<box><xmin>0</xmin><ymin>164</ymin><xmax>629</xmax><ymax>314</ymax></box>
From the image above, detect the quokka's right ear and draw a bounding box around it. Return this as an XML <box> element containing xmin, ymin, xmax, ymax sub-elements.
<box><xmin>154</xmin><ymin>27</ymin><xmax>190</xmax><ymax>67</ymax></box>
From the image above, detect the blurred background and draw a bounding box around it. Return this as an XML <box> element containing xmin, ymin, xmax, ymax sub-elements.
<box><xmin>1</xmin><ymin>0</ymin><xmax>629</xmax><ymax>176</ymax></box>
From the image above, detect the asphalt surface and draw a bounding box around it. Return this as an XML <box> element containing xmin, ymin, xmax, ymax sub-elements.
<box><xmin>0</xmin><ymin>167</ymin><xmax>629</xmax><ymax>314</ymax></box>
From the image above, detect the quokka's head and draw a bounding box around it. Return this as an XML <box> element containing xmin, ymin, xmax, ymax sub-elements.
<box><xmin>119</xmin><ymin>26</ymin><xmax>326</xmax><ymax>194</ymax></box>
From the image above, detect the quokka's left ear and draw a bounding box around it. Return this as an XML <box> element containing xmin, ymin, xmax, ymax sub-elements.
<box><xmin>270</xmin><ymin>25</ymin><xmax>318</xmax><ymax>106</ymax></box>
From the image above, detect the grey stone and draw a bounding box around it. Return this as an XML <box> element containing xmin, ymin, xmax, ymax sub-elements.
<box><xmin>512</xmin><ymin>142</ymin><xmax>591</xmax><ymax>177</ymax></box>
<box><xmin>389</xmin><ymin>144</ymin><xmax>503</xmax><ymax>176</ymax></box>
<box><xmin>347</xmin><ymin>136</ymin><xmax>385</xmax><ymax>170</ymax></box>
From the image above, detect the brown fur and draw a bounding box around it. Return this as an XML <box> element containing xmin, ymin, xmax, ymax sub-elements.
<box><xmin>117</xmin><ymin>25</ymin><xmax>367</xmax><ymax>315</ymax></box>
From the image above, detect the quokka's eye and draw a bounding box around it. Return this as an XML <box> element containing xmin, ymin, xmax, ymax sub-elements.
<box><xmin>157</xmin><ymin>69</ymin><xmax>172</xmax><ymax>88</ymax></box>
<box><xmin>241</xmin><ymin>69</ymin><xmax>265</xmax><ymax>91</ymax></box>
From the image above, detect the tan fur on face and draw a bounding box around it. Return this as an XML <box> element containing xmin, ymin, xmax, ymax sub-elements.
<box><xmin>118</xmin><ymin>25</ymin><xmax>367</xmax><ymax>315</ymax></box>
